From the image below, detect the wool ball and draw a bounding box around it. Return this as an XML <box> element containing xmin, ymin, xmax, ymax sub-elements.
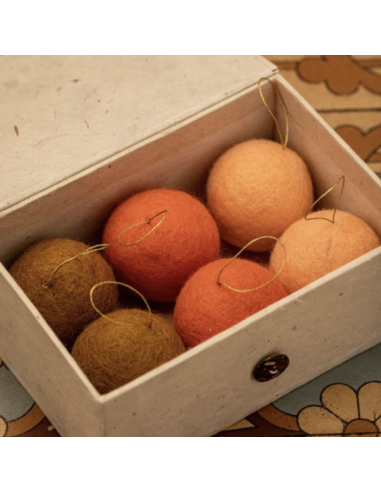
<box><xmin>9</xmin><ymin>238</ymin><xmax>118</xmax><ymax>347</ymax></box>
<box><xmin>72</xmin><ymin>309</ymin><xmax>186</xmax><ymax>394</ymax></box>
<box><xmin>102</xmin><ymin>188</ymin><xmax>221</xmax><ymax>302</ymax></box>
<box><xmin>174</xmin><ymin>257</ymin><xmax>288</xmax><ymax>348</ymax></box>
<box><xmin>206</xmin><ymin>139</ymin><xmax>314</xmax><ymax>252</ymax></box>
<box><xmin>269</xmin><ymin>209</ymin><xmax>381</xmax><ymax>294</ymax></box>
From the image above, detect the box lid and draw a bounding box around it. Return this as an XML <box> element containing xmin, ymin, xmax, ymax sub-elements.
<box><xmin>0</xmin><ymin>55</ymin><xmax>277</xmax><ymax>213</ymax></box>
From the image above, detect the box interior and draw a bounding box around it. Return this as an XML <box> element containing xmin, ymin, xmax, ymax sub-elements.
<box><xmin>1</xmin><ymin>75</ymin><xmax>381</xmax><ymax>436</ymax></box>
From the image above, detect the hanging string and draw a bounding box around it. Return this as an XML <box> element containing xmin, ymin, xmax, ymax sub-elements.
<box><xmin>42</xmin><ymin>244</ymin><xmax>110</xmax><ymax>289</ymax></box>
<box><xmin>305</xmin><ymin>175</ymin><xmax>346</xmax><ymax>224</ymax></box>
<box><xmin>117</xmin><ymin>210</ymin><xmax>168</xmax><ymax>247</ymax></box>
<box><xmin>258</xmin><ymin>77</ymin><xmax>289</xmax><ymax>149</ymax></box>
<box><xmin>90</xmin><ymin>281</ymin><xmax>153</xmax><ymax>328</ymax></box>
<box><xmin>217</xmin><ymin>236</ymin><xmax>286</xmax><ymax>293</ymax></box>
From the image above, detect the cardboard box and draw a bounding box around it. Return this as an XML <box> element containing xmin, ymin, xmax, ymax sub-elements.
<box><xmin>1</xmin><ymin>56</ymin><xmax>381</xmax><ymax>436</ymax></box>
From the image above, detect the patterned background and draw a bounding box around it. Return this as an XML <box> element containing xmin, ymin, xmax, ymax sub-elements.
<box><xmin>1</xmin><ymin>55</ymin><xmax>381</xmax><ymax>437</ymax></box>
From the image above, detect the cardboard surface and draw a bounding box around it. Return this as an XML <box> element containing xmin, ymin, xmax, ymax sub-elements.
<box><xmin>0</xmin><ymin>56</ymin><xmax>276</xmax><ymax>212</ymax></box>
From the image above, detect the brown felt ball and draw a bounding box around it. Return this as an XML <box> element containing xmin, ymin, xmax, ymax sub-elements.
<box><xmin>102</xmin><ymin>188</ymin><xmax>221</xmax><ymax>302</ymax></box>
<box><xmin>9</xmin><ymin>238</ymin><xmax>118</xmax><ymax>347</ymax></box>
<box><xmin>71</xmin><ymin>309</ymin><xmax>186</xmax><ymax>394</ymax></box>
<box><xmin>269</xmin><ymin>209</ymin><xmax>381</xmax><ymax>293</ymax></box>
<box><xmin>206</xmin><ymin>139</ymin><xmax>314</xmax><ymax>251</ymax></box>
<box><xmin>173</xmin><ymin>257</ymin><xmax>288</xmax><ymax>348</ymax></box>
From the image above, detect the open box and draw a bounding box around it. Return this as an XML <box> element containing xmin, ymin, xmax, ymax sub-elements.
<box><xmin>1</xmin><ymin>56</ymin><xmax>381</xmax><ymax>437</ymax></box>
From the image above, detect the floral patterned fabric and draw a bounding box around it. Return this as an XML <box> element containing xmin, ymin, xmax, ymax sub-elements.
<box><xmin>218</xmin><ymin>343</ymin><xmax>381</xmax><ymax>437</ymax></box>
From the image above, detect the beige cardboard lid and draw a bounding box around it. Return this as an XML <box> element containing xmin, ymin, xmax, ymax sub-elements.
<box><xmin>0</xmin><ymin>55</ymin><xmax>277</xmax><ymax>212</ymax></box>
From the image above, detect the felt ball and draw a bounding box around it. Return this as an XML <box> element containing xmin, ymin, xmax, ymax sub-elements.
<box><xmin>102</xmin><ymin>188</ymin><xmax>221</xmax><ymax>302</ymax></box>
<box><xmin>173</xmin><ymin>257</ymin><xmax>288</xmax><ymax>348</ymax></box>
<box><xmin>269</xmin><ymin>209</ymin><xmax>381</xmax><ymax>293</ymax></box>
<box><xmin>9</xmin><ymin>238</ymin><xmax>118</xmax><ymax>347</ymax></box>
<box><xmin>71</xmin><ymin>309</ymin><xmax>186</xmax><ymax>394</ymax></box>
<box><xmin>206</xmin><ymin>139</ymin><xmax>314</xmax><ymax>252</ymax></box>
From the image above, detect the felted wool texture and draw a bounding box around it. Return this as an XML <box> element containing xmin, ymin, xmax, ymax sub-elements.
<box><xmin>173</xmin><ymin>257</ymin><xmax>288</xmax><ymax>348</ymax></box>
<box><xmin>269</xmin><ymin>209</ymin><xmax>381</xmax><ymax>294</ymax></box>
<box><xmin>102</xmin><ymin>188</ymin><xmax>221</xmax><ymax>302</ymax></box>
<box><xmin>71</xmin><ymin>309</ymin><xmax>186</xmax><ymax>394</ymax></box>
<box><xmin>9</xmin><ymin>238</ymin><xmax>118</xmax><ymax>348</ymax></box>
<box><xmin>206</xmin><ymin>139</ymin><xmax>314</xmax><ymax>252</ymax></box>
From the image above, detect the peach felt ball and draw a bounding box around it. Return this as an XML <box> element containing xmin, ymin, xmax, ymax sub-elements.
<box><xmin>72</xmin><ymin>309</ymin><xmax>186</xmax><ymax>394</ymax></box>
<box><xmin>102</xmin><ymin>188</ymin><xmax>221</xmax><ymax>302</ymax></box>
<box><xmin>269</xmin><ymin>209</ymin><xmax>381</xmax><ymax>294</ymax></box>
<box><xmin>173</xmin><ymin>257</ymin><xmax>288</xmax><ymax>348</ymax></box>
<box><xmin>206</xmin><ymin>139</ymin><xmax>314</xmax><ymax>252</ymax></box>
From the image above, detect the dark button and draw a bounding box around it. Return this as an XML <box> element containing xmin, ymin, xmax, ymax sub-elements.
<box><xmin>253</xmin><ymin>354</ymin><xmax>290</xmax><ymax>383</ymax></box>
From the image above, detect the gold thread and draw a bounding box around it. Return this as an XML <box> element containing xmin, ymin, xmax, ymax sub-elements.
<box><xmin>117</xmin><ymin>210</ymin><xmax>168</xmax><ymax>247</ymax></box>
<box><xmin>305</xmin><ymin>175</ymin><xmax>346</xmax><ymax>224</ymax></box>
<box><xmin>258</xmin><ymin>77</ymin><xmax>289</xmax><ymax>149</ymax></box>
<box><xmin>90</xmin><ymin>281</ymin><xmax>152</xmax><ymax>328</ymax></box>
<box><xmin>217</xmin><ymin>236</ymin><xmax>287</xmax><ymax>293</ymax></box>
<box><xmin>42</xmin><ymin>244</ymin><xmax>111</xmax><ymax>289</ymax></box>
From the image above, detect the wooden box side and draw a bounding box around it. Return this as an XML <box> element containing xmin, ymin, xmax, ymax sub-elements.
<box><xmin>0</xmin><ymin>265</ymin><xmax>104</xmax><ymax>437</ymax></box>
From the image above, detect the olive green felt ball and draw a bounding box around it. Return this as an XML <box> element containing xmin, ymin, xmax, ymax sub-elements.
<box><xmin>9</xmin><ymin>238</ymin><xmax>118</xmax><ymax>348</ymax></box>
<box><xmin>71</xmin><ymin>309</ymin><xmax>186</xmax><ymax>394</ymax></box>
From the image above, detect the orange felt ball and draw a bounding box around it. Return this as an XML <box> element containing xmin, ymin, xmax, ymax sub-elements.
<box><xmin>269</xmin><ymin>209</ymin><xmax>381</xmax><ymax>293</ymax></box>
<box><xmin>173</xmin><ymin>257</ymin><xmax>288</xmax><ymax>348</ymax></box>
<box><xmin>102</xmin><ymin>188</ymin><xmax>221</xmax><ymax>302</ymax></box>
<box><xmin>206</xmin><ymin>139</ymin><xmax>314</xmax><ymax>252</ymax></box>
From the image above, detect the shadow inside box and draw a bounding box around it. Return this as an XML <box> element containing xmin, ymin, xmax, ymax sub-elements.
<box><xmin>220</xmin><ymin>240</ymin><xmax>270</xmax><ymax>266</ymax></box>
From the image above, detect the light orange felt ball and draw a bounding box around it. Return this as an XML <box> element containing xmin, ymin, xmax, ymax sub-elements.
<box><xmin>269</xmin><ymin>209</ymin><xmax>381</xmax><ymax>294</ymax></box>
<box><xmin>173</xmin><ymin>257</ymin><xmax>288</xmax><ymax>348</ymax></box>
<box><xmin>206</xmin><ymin>139</ymin><xmax>314</xmax><ymax>252</ymax></box>
<box><xmin>102</xmin><ymin>188</ymin><xmax>221</xmax><ymax>302</ymax></box>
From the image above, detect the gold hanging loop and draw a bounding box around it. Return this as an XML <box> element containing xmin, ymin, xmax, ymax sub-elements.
<box><xmin>117</xmin><ymin>210</ymin><xmax>168</xmax><ymax>247</ymax></box>
<box><xmin>90</xmin><ymin>281</ymin><xmax>153</xmax><ymax>328</ymax></box>
<box><xmin>42</xmin><ymin>244</ymin><xmax>110</xmax><ymax>289</ymax></box>
<box><xmin>305</xmin><ymin>175</ymin><xmax>346</xmax><ymax>224</ymax></box>
<box><xmin>217</xmin><ymin>236</ymin><xmax>286</xmax><ymax>293</ymax></box>
<box><xmin>258</xmin><ymin>77</ymin><xmax>289</xmax><ymax>149</ymax></box>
